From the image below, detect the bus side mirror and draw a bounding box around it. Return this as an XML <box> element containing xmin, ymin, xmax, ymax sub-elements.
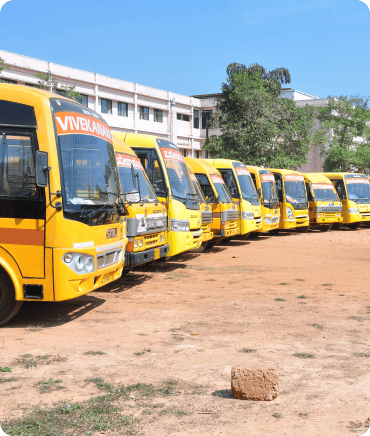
<box><xmin>36</xmin><ymin>151</ymin><xmax>49</xmax><ymax>188</ymax></box>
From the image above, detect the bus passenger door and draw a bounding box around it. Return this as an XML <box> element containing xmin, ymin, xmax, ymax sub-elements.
<box><xmin>0</xmin><ymin>131</ymin><xmax>45</xmax><ymax>278</ymax></box>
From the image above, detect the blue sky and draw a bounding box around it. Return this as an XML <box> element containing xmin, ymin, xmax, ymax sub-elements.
<box><xmin>0</xmin><ymin>0</ymin><xmax>369</xmax><ymax>98</ymax></box>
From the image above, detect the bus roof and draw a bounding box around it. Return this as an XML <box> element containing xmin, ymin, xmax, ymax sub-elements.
<box><xmin>116</xmin><ymin>132</ymin><xmax>169</xmax><ymax>149</ymax></box>
<box><xmin>323</xmin><ymin>172</ymin><xmax>367</xmax><ymax>178</ymax></box>
<box><xmin>203</xmin><ymin>158</ymin><xmax>245</xmax><ymax>169</ymax></box>
<box><xmin>112</xmin><ymin>134</ymin><xmax>137</xmax><ymax>158</ymax></box>
<box><xmin>267</xmin><ymin>168</ymin><xmax>304</xmax><ymax>176</ymax></box>
<box><xmin>185</xmin><ymin>158</ymin><xmax>221</xmax><ymax>176</ymax></box>
<box><xmin>303</xmin><ymin>173</ymin><xmax>333</xmax><ymax>184</ymax></box>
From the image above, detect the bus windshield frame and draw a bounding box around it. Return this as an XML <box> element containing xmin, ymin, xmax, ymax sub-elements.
<box><xmin>311</xmin><ymin>183</ymin><xmax>339</xmax><ymax>202</ymax></box>
<box><xmin>260</xmin><ymin>171</ymin><xmax>279</xmax><ymax>206</ymax></box>
<box><xmin>344</xmin><ymin>176</ymin><xmax>370</xmax><ymax>203</ymax></box>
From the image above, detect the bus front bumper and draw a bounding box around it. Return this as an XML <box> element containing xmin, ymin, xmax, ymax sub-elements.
<box><xmin>125</xmin><ymin>244</ymin><xmax>169</xmax><ymax>266</ymax></box>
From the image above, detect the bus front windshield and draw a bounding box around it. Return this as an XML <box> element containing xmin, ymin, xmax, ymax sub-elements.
<box><xmin>211</xmin><ymin>175</ymin><xmax>233</xmax><ymax>203</ymax></box>
<box><xmin>284</xmin><ymin>181</ymin><xmax>307</xmax><ymax>204</ymax></box>
<box><xmin>312</xmin><ymin>184</ymin><xmax>339</xmax><ymax>202</ymax></box>
<box><xmin>116</xmin><ymin>153</ymin><xmax>157</xmax><ymax>203</ymax></box>
<box><xmin>261</xmin><ymin>181</ymin><xmax>279</xmax><ymax>204</ymax></box>
<box><xmin>345</xmin><ymin>178</ymin><xmax>370</xmax><ymax>202</ymax></box>
<box><xmin>52</xmin><ymin>99</ymin><xmax>121</xmax><ymax>225</ymax></box>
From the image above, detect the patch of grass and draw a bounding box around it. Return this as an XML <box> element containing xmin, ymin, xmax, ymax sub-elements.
<box><xmin>134</xmin><ymin>349</ymin><xmax>151</xmax><ymax>356</ymax></box>
<box><xmin>298</xmin><ymin>412</ymin><xmax>309</xmax><ymax>417</ymax></box>
<box><xmin>84</xmin><ymin>378</ymin><xmax>114</xmax><ymax>392</ymax></box>
<box><xmin>367</xmin><ymin>306</ymin><xmax>370</xmax><ymax>313</ymax></box>
<box><xmin>308</xmin><ymin>323</ymin><xmax>323</xmax><ymax>330</ymax></box>
<box><xmin>349</xmin><ymin>316</ymin><xmax>364</xmax><ymax>322</ymax></box>
<box><xmin>36</xmin><ymin>379</ymin><xmax>66</xmax><ymax>394</ymax></box>
<box><xmin>354</xmin><ymin>352</ymin><xmax>370</xmax><ymax>358</ymax></box>
<box><xmin>349</xmin><ymin>421</ymin><xmax>363</xmax><ymax>429</ymax></box>
<box><xmin>158</xmin><ymin>407</ymin><xmax>190</xmax><ymax>417</ymax></box>
<box><xmin>15</xmin><ymin>354</ymin><xmax>67</xmax><ymax>369</ymax></box>
<box><xmin>84</xmin><ymin>351</ymin><xmax>106</xmax><ymax>355</ymax></box>
<box><xmin>272</xmin><ymin>413</ymin><xmax>282</xmax><ymax>419</ymax></box>
<box><xmin>297</xmin><ymin>295</ymin><xmax>308</xmax><ymax>299</ymax></box>
<box><xmin>296</xmin><ymin>279</ymin><xmax>305</xmax><ymax>282</ymax></box>
<box><xmin>293</xmin><ymin>353</ymin><xmax>315</xmax><ymax>359</ymax></box>
<box><xmin>172</xmin><ymin>334</ymin><xmax>185</xmax><ymax>342</ymax></box>
<box><xmin>0</xmin><ymin>377</ymin><xmax>17</xmax><ymax>383</ymax></box>
<box><xmin>322</xmin><ymin>283</ymin><xmax>333</xmax><ymax>286</ymax></box>
<box><xmin>278</xmin><ymin>283</ymin><xmax>289</xmax><ymax>286</ymax></box>
<box><xmin>274</xmin><ymin>298</ymin><xmax>285</xmax><ymax>301</ymax></box>
<box><xmin>2</xmin><ymin>398</ymin><xmax>135</xmax><ymax>436</ymax></box>
<box><xmin>26</xmin><ymin>325</ymin><xmax>44</xmax><ymax>332</ymax></box>
<box><xmin>0</xmin><ymin>366</ymin><xmax>12</xmax><ymax>372</ymax></box>
<box><xmin>239</xmin><ymin>348</ymin><xmax>257</xmax><ymax>353</ymax></box>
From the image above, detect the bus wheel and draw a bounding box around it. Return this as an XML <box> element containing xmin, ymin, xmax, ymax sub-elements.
<box><xmin>269</xmin><ymin>229</ymin><xmax>280</xmax><ymax>235</ymax></box>
<box><xmin>331</xmin><ymin>223</ymin><xmax>341</xmax><ymax>230</ymax></box>
<box><xmin>296</xmin><ymin>226</ymin><xmax>309</xmax><ymax>233</ymax></box>
<box><xmin>240</xmin><ymin>233</ymin><xmax>250</xmax><ymax>240</ymax></box>
<box><xmin>249</xmin><ymin>232</ymin><xmax>260</xmax><ymax>239</ymax></box>
<box><xmin>205</xmin><ymin>240</ymin><xmax>220</xmax><ymax>249</ymax></box>
<box><xmin>319</xmin><ymin>224</ymin><xmax>332</xmax><ymax>232</ymax></box>
<box><xmin>0</xmin><ymin>272</ymin><xmax>22</xmax><ymax>326</ymax></box>
<box><xmin>347</xmin><ymin>222</ymin><xmax>361</xmax><ymax>230</ymax></box>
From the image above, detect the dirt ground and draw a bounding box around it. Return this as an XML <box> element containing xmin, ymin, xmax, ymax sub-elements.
<box><xmin>1</xmin><ymin>227</ymin><xmax>370</xmax><ymax>435</ymax></box>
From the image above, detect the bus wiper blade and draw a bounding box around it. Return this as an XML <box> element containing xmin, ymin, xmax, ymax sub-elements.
<box><xmin>173</xmin><ymin>193</ymin><xmax>188</xmax><ymax>200</ymax></box>
<box><xmin>186</xmin><ymin>192</ymin><xmax>198</xmax><ymax>198</ymax></box>
<box><xmin>81</xmin><ymin>204</ymin><xmax>114</xmax><ymax>219</ymax></box>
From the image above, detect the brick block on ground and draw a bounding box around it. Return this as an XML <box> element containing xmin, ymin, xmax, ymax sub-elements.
<box><xmin>231</xmin><ymin>366</ymin><xmax>279</xmax><ymax>401</ymax></box>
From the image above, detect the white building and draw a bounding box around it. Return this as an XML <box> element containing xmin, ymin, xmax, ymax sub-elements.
<box><xmin>0</xmin><ymin>49</ymin><xmax>213</xmax><ymax>158</ymax></box>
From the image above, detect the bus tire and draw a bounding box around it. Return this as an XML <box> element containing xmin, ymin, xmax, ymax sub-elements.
<box><xmin>319</xmin><ymin>224</ymin><xmax>332</xmax><ymax>232</ymax></box>
<box><xmin>269</xmin><ymin>229</ymin><xmax>280</xmax><ymax>235</ymax></box>
<box><xmin>331</xmin><ymin>223</ymin><xmax>341</xmax><ymax>230</ymax></box>
<box><xmin>347</xmin><ymin>222</ymin><xmax>361</xmax><ymax>230</ymax></box>
<box><xmin>205</xmin><ymin>240</ymin><xmax>220</xmax><ymax>249</ymax></box>
<box><xmin>249</xmin><ymin>232</ymin><xmax>260</xmax><ymax>239</ymax></box>
<box><xmin>296</xmin><ymin>226</ymin><xmax>309</xmax><ymax>233</ymax></box>
<box><xmin>0</xmin><ymin>271</ymin><xmax>22</xmax><ymax>326</ymax></box>
<box><xmin>239</xmin><ymin>233</ymin><xmax>250</xmax><ymax>240</ymax></box>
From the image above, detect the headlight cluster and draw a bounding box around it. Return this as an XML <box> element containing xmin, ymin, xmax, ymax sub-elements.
<box><xmin>171</xmin><ymin>220</ymin><xmax>190</xmax><ymax>232</ymax></box>
<box><xmin>221</xmin><ymin>222</ymin><xmax>230</xmax><ymax>230</ymax></box>
<box><xmin>134</xmin><ymin>238</ymin><xmax>144</xmax><ymax>250</ymax></box>
<box><xmin>336</xmin><ymin>213</ymin><xmax>341</xmax><ymax>217</ymax></box>
<box><xmin>263</xmin><ymin>217</ymin><xmax>272</xmax><ymax>224</ymax></box>
<box><xmin>160</xmin><ymin>233</ymin><xmax>165</xmax><ymax>242</ymax></box>
<box><xmin>63</xmin><ymin>252</ymin><xmax>95</xmax><ymax>274</ymax></box>
<box><xmin>286</xmin><ymin>207</ymin><xmax>294</xmax><ymax>219</ymax></box>
<box><xmin>348</xmin><ymin>208</ymin><xmax>359</xmax><ymax>214</ymax></box>
<box><xmin>241</xmin><ymin>212</ymin><xmax>254</xmax><ymax>220</ymax></box>
<box><xmin>316</xmin><ymin>213</ymin><xmax>324</xmax><ymax>218</ymax></box>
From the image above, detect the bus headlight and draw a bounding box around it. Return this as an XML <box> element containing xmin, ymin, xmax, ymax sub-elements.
<box><xmin>241</xmin><ymin>212</ymin><xmax>254</xmax><ymax>220</ymax></box>
<box><xmin>348</xmin><ymin>208</ymin><xmax>359</xmax><ymax>214</ymax></box>
<box><xmin>263</xmin><ymin>217</ymin><xmax>272</xmax><ymax>224</ymax></box>
<box><xmin>286</xmin><ymin>207</ymin><xmax>294</xmax><ymax>219</ymax></box>
<box><xmin>171</xmin><ymin>220</ymin><xmax>190</xmax><ymax>232</ymax></box>
<box><xmin>63</xmin><ymin>252</ymin><xmax>95</xmax><ymax>274</ymax></box>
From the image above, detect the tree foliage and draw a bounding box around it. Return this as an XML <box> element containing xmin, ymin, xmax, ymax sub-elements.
<box><xmin>204</xmin><ymin>63</ymin><xmax>316</xmax><ymax>169</ymax></box>
<box><xmin>35</xmin><ymin>72</ymin><xmax>83</xmax><ymax>102</ymax></box>
<box><xmin>316</xmin><ymin>95</ymin><xmax>370</xmax><ymax>173</ymax></box>
<box><xmin>0</xmin><ymin>57</ymin><xmax>10</xmax><ymax>78</ymax></box>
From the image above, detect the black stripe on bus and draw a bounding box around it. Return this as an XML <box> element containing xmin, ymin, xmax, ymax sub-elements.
<box><xmin>0</xmin><ymin>100</ymin><xmax>37</xmax><ymax>129</ymax></box>
<box><xmin>0</xmin><ymin>198</ymin><xmax>46</xmax><ymax>220</ymax></box>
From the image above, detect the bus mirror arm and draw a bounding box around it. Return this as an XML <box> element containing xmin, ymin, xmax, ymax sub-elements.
<box><xmin>36</xmin><ymin>150</ymin><xmax>62</xmax><ymax>211</ymax></box>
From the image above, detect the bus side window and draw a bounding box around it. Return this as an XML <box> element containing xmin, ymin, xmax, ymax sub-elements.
<box><xmin>306</xmin><ymin>183</ymin><xmax>314</xmax><ymax>201</ymax></box>
<box><xmin>196</xmin><ymin>173</ymin><xmax>216</xmax><ymax>203</ymax></box>
<box><xmin>273</xmin><ymin>173</ymin><xmax>283</xmax><ymax>201</ymax></box>
<box><xmin>250</xmin><ymin>173</ymin><xmax>257</xmax><ymax>188</ymax></box>
<box><xmin>219</xmin><ymin>169</ymin><xmax>238</xmax><ymax>198</ymax></box>
<box><xmin>332</xmin><ymin>180</ymin><xmax>346</xmax><ymax>199</ymax></box>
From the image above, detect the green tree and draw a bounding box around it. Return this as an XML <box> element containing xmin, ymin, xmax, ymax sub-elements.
<box><xmin>35</xmin><ymin>71</ymin><xmax>83</xmax><ymax>102</ymax></box>
<box><xmin>316</xmin><ymin>95</ymin><xmax>370</xmax><ymax>173</ymax></box>
<box><xmin>0</xmin><ymin>57</ymin><xmax>10</xmax><ymax>79</ymax></box>
<box><xmin>204</xmin><ymin>63</ymin><xmax>316</xmax><ymax>169</ymax></box>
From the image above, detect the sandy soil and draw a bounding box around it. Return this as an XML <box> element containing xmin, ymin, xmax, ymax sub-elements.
<box><xmin>1</xmin><ymin>227</ymin><xmax>370</xmax><ymax>435</ymax></box>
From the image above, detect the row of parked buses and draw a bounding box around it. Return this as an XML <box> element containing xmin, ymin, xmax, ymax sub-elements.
<box><xmin>1</xmin><ymin>84</ymin><xmax>370</xmax><ymax>325</ymax></box>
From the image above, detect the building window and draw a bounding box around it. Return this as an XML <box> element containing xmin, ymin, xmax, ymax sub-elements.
<box><xmin>139</xmin><ymin>106</ymin><xmax>149</xmax><ymax>120</ymax></box>
<box><xmin>154</xmin><ymin>109</ymin><xmax>163</xmax><ymax>123</ymax></box>
<box><xmin>101</xmin><ymin>98</ymin><xmax>112</xmax><ymax>114</ymax></box>
<box><xmin>196</xmin><ymin>150</ymin><xmax>201</xmax><ymax>158</ymax></box>
<box><xmin>177</xmin><ymin>113</ymin><xmax>190</xmax><ymax>122</ymax></box>
<box><xmin>25</xmin><ymin>83</ymin><xmax>40</xmax><ymax>88</ymax></box>
<box><xmin>118</xmin><ymin>102</ymin><xmax>128</xmax><ymax>117</ymax></box>
<box><xmin>202</xmin><ymin>110</ymin><xmax>213</xmax><ymax>129</ymax></box>
<box><xmin>193</xmin><ymin>109</ymin><xmax>200</xmax><ymax>129</ymax></box>
<box><xmin>1</xmin><ymin>79</ymin><xmax>17</xmax><ymax>84</ymax></box>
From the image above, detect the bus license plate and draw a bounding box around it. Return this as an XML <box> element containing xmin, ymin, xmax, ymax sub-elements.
<box><xmin>154</xmin><ymin>248</ymin><xmax>160</xmax><ymax>260</ymax></box>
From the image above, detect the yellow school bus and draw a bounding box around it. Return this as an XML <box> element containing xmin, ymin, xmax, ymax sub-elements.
<box><xmin>186</xmin><ymin>158</ymin><xmax>239</xmax><ymax>246</ymax></box>
<box><xmin>247</xmin><ymin>166</ymin><xmax>280</xmax><ymax>234</ymax></box>
<box><xmin>323</xmin><ymin>173</ymin><xmax>370</xmax><ymax>229</ymax></box>
<box><xmin>118</xmin><ymin>134</ymin><xmax>203</xmax><ymax>256</ymax></box>
<box><xmin>268</xmin><ymin>169</ymin><xmax>309</xmax><ymax>232</ymax></box>
<box><xmin>303</xmin><ymin>173</ymin><xmax>343</xmax><ymax>231</ymax></box>
<box><xmin>204</xmin><ymin>159</ymin><xmax>262</xmax><ymax>238</ymax></box>
<box><xmin>112</xmin><ymin>134</ymin><xmax>169</xmax><ymax>266</ymax></box>
<box><xmin>187</xmin><ymin>167</ymin><xmax>214</xmax><ymax>245</ymax></box>
<box><xmin>0</xmin><ymin>84</ymin><xmax>127</xmax><ymax>325</ymax></box>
